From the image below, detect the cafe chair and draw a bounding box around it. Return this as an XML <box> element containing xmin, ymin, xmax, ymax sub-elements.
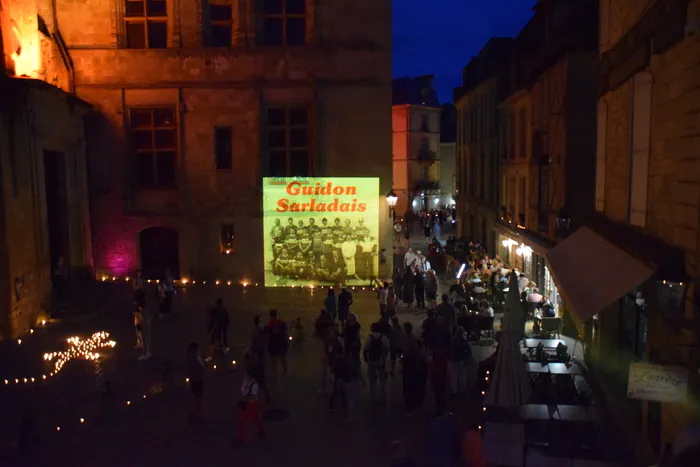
<box><xmin>477</xmin><ymin>316</ymin><xmax>495</xmax><ymax>341</ymax></box>
<box><xmin>541</xmin><ymin>317</ymin><xmax>561</xmax><ymax>338</ymax></box>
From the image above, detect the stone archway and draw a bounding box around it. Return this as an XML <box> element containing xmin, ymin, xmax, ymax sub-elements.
<box><xmin>139</xmin><ymin>227</ymin><xmax>180</xmax><ymax>279</ymax></box>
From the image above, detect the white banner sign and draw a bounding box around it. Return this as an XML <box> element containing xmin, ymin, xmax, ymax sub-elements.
<box><xmin>627</xmin><ymin>363</ymin><xmax>688</xmax><ymax>403</ymax></box>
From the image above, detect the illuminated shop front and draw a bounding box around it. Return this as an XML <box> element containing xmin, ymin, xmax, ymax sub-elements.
<box><xmin>495</xmin><ymin>224</ymin><xmax>560</xmax><ymax>313</ymax></box>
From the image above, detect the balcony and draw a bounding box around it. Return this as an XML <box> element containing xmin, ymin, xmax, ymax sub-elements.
<box><xmin>413</xmin><ymin>180</ymin><xmax>440</xmax><ymax>192</ymax></box>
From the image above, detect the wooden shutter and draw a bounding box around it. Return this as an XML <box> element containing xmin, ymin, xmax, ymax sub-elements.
<box><xmin>629</xmin><ymin>71</ymin><xmax>653</xmax><ymax>227</ymax></box>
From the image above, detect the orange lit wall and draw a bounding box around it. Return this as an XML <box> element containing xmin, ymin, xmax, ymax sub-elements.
<box><xmin>1</xmin><ymin>0</ymin><xmax>42</xmax><ymax>78</ymax></box>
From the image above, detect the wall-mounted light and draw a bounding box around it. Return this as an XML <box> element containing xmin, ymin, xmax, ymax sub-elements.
<box><xmin>385</xmin><ymin>190</ymin><xmax>398</xmax><ymax>219</ymax></box>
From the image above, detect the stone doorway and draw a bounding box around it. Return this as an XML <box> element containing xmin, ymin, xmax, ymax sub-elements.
<box><xmin>139</xmin><ymin>227</ymin><xmax>180</xmax><ymax>279</ymax></box>
<box><xmin>43</xmin><ymin>150</ymin><xmax>70</xmax><ymax>271</ymax></box>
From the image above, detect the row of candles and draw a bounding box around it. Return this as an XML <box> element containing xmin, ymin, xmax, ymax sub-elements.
<box><xmin>52</xmin><ymin>358</ymin><xmax>231</xmax><ymax>434</ymax></box>
<box><xmin>99</xmin><ymin>274</ymin><xmax>377</xmax><ymax>292</ymax></box>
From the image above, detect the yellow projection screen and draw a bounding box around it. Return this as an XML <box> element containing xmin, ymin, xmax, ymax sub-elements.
<box><xmin>263</xmin><ymin>177</ymin><xmax>380</xmax><ymax>287</ymax></box>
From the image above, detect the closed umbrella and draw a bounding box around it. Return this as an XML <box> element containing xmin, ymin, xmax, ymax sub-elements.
<box><xmin>484</xmin><ymin>271</ymin><xmax>531</xmax><ymax>408</ymax></box>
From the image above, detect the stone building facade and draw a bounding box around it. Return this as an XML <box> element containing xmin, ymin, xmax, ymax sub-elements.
<box><xmin>392</xmin><ymin>75</ymin><xmax>442</xmax><ymax>217</ymax></box>
<box><xmin>496</xmin><ymin>0</ymin><xmax>598</xmax><ymax>317</ymax></box>
<box><xmin>576</xmin><ymin>0</ymin><xmax>700</xmax><ymax>461</ymax></box>
<box><xmin>454</xmin><ymin>38</ymin><xmax>511</xmax><ymax>253</ymax></box>
<box><xmin>1</xmin><ymin>0</ymin><xmax>93</xmax><ymax>338</ymax></box>
<box><xmin>54</xmin><ymin>0</ymin><xmax>392</xmax><ymax>281</ymax></box>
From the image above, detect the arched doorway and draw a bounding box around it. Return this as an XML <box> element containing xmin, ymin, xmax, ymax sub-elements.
<box><xmin>139</xmin><ymin>227</ymin><xmax>180</xmax><ymax>279</ymax></box>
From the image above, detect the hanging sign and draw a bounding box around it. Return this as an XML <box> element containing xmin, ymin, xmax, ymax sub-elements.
<box><xmin>627</xmin><ymin>362</ymin><xmax>688</xmax><ymax>403</ymax></box>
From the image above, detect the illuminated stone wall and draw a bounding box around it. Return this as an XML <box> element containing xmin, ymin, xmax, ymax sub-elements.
<box><xmin>54</xmin><ymin>0</ymin><xmax>392</xmax><ymax>281</ymax></box>
<box><xmin>0</xmin><ymin>80</ymin><xmax>92</xmax><ymax>338</ymax></box>
<box><xmin>598</xmin><ymin>0</ymin><xmax>700</xmax><ymax>461</ymax></box>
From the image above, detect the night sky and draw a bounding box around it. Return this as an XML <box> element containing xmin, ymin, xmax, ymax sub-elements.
<box><xmin>393</xmin><ymin>0</ymin><xmax>537</xmax><ymax>103</ymax></box>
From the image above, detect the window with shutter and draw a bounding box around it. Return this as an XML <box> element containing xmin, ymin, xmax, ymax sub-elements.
<box><xmin>628</xmin><ymin>72</ymin><xmax>652</xmax><ymax>227</ymax></box>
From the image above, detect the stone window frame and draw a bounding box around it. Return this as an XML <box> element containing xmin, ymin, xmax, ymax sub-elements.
<box><xmin>128</xmin><ymin>106</ymin><xmax>178</xmax><ymax>189</ymax></box>
<box><xmin>260</xmin><ymin>0</ymin><xmax>310</xmax><ymax>46</ymax></box>
<box><xmin>204</xmin><ymin>1</ymin><xmax>237</xmax><ymax>47</ymax></box>
<box><xmin>122</xmin><ymin>0</ymin><xmax>169</xmax><ymax>49</ymax></box>
<box><xmin>263</xmin><ymin>105</ymin><xmax>313</xmax><ymax>177</ymax></box>
<box><xmin>213</xmin><ymin>126</ymin><xmax>233</xmax><ymax>171</ymax></box>
<box><xmin>113</xmin><ymin>0</ymin><xmax>180</xmax><ymax>48</ymax></box>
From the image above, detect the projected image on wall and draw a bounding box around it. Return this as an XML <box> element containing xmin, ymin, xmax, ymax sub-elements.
<box><xmin>263</xmin><ymin>177</ymin><xmax>380</xmax><ymax>287</ymax></box>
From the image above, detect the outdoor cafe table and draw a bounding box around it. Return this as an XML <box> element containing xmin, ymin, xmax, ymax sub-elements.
<box><xmin>548</xmin><ymin>362</ymin><xmax>581</xmax><ymax>376</ymax></box>
<box><xmin>524</xmin><ymin>362</ymin><xmax>550</xmax><ymax>382</ymax></box>
<box><xmin>555</xmin><ymin>405</ymin><xmax>598</xmax><ymax>423</ymax></box>
<box><xmin>519</xmin><ymin>404</ymin><xmax>557</xmax><ymax>421</ymax></box>
<box><xmin>524</xmin><ymin>338</ymin><xmax>564</xmax><ymax>349</ymax></box>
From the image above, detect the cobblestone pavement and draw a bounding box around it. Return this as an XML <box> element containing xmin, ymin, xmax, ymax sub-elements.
<box><xmin>0</xmin><ymin>284</ymin><xmax>491</xmax><ymax>467</ymax></box>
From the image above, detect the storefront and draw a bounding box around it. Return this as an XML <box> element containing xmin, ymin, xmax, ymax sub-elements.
<box><xmin>494</xmin><ymin>221</ymin><xmax>560</xmax><ymax>313</ymax></box>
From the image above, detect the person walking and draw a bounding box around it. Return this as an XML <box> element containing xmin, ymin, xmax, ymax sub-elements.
<box><xmin>338</xmin><ymin>287</ymin><xmax>353</xmax><ymax>325</ymax></box>
<box><xmin>186</xmin><ymin>342</ymin><xmax>204</xmax><ymax>423</ymax></box>
<box><xmin>402</xmin><ymin>269</ymin><xmax>415</xmax><ymax>307</ymax></box>
<box><xmin>264</xmin><ymin>309</ymin><xmax>289</xmax><ymax>377</ymax></box>
<box><xmin>319</xmin><ymin>327</ymin><xmax>343</xmax><ymax>394</ymax></box>
<box><xmin>363</xmin><ymin>322</ymin><xmax>390</xmax><ymax>404</ymax></box>
<box><xmin>250</xmin><ymin>315</ymin><xmax>265</xmax><ymax>360</ymax></box>
<box><xmin>378</xmin><ymin>282</ymin><xmax>389</xmax><ymax>316</ymax></box>
<box><xmin>235</xmin><ymin>369</ymin><xmax>265</xmax><ymax>444</ymax></box>
<box><xmin>341</xmin><ymin>313</ymin><xmax>362</xmax><ymax>360</ymax></box>
<box><xmin>421</xmin><ymin>309</ymin><xmax>437</xmax><ymax>356</ymax></box>
<box><xmin>461</xmin><ymin>415</ymin><xmax>485</xmax><ymax>467</ymax></box>
<box><xmin>246</xmin><ymin>350</ymin><xmax>271</xmax><ymax>405</ymax></box>
<box><xmin>163</xmin><ymin>269</ymin><xmax>175</xmax><ymax>316</ymax></box>
<box><xmin>324</xmin><ymin>288</ymin><xmax>338</xmax><ymax>323</ymax></box>
<box><xmin>344</xmin><ymin>353</ymin><xmax>363</xmax><ymax>421</ymax></box>
<box><xmin>431</xmin><ymin>318</ymin><xmax>450</xmax><ymax>415</ymax></box>
<box><xmin>392</xmin><ymin>267</ymin><xmax>404</xmax><ymax>308</ymax></box>
<box><xmin>388</xmin><ymin>317</ymin><xmax>405</xmax><ymax>376</ymax></box>
<box><xmin>414</xmin><ymin>268</ymin><xmax>426</xmax><ymax>309</ymax></box>
<box><xmin>435</xmin><ymin>294</ymin><xmax>457</xmax><ymax>330</ymax></box>
<box><xmin>213</xmin><ymin>298</ymin><xmax>229</xmax><ymax>350</ymax></box>
<box><xmin>401</xmin><ymin>334</ymin><xmax>425</xmax><ymax>416</ymax></box>
<box><xmin>386</xmin><ymin>285</ymin><xmax>397</xmax><ymax>317</ymax></box>
<box><xmin>448</xmin><ymin>326</ymin><xmax>472</xmax><ymax>395</ymax></box>
<box><xmin>133</xmin><ymin>290</ymin><xmax>151</xmax><ymax>360</ymax></box>
<box><xmin>328</xmin><ymin>344</ymin><xmax>349</xmax><ymax>411</ymax></box>
<box><xmin>426</xmin><ymin>270</ymin><xmax>439</xmax><ymax>310</ymax></box>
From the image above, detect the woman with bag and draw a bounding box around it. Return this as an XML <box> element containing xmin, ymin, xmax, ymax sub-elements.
<box><xmin>235</xmin><ymin>370</ymin><xmax>265</xmax><ymax>444</ymax></box>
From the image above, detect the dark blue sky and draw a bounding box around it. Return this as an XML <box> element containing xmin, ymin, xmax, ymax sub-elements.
<box><xmin>393</xmin><ymin>0</ymin><xmax>537</xmax><ymax>103</ymax></box>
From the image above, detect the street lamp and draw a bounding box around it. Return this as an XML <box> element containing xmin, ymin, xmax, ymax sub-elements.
<box><xmin>386</xmin><ymin>190</ymin><xmax>398</xmax><ymax>219</ymax></box>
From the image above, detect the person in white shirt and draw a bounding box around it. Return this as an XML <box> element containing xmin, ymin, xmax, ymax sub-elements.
<box><xmin>404</xmin><ymin>248</ymin><xmax>417</xmax><ymax>270</ymax></box>
<box><xmin>479</xmin><ymin>300</ymin><xmax>494</xmax><ymax>317</ymax></box>
<box><xmin>472</xmin><ymin>283</ymin><xmax>486</xmax><ymax>295</ymax></box>
<box><xmin>518</xmin><ymin>274</ymin><xmax>530</xmax><ymax>293</ymax></box>
<box><xmin>378</xmin><ymin>282</ymin><xmax>389</xmax><ymax>315</ymax></box>
<box><xmin>527</xmin><ymin>288</ymin><xmax>543</xmax><ymax>304</ymax></box>
<box><xmin>235</xmin><ymin>372</ymin><xmax>265</xmax><ymax>443</ymax></box>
